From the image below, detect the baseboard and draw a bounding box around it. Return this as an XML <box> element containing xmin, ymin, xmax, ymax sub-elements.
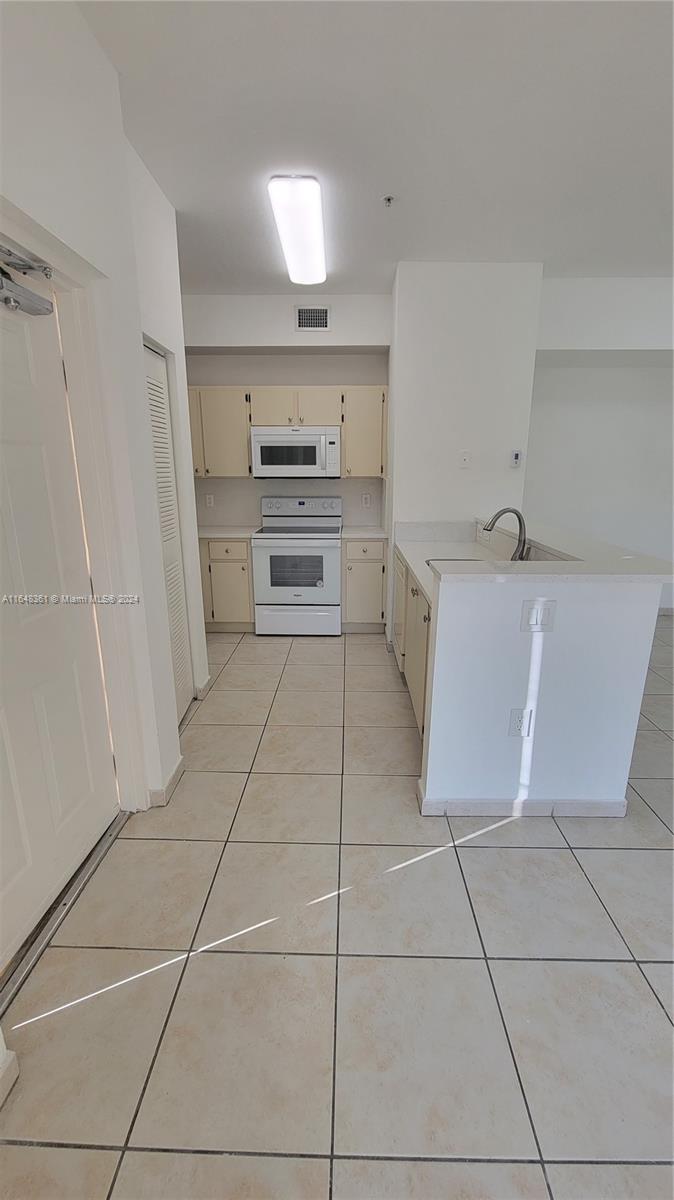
<box><xmin>205</xmin><ymin>622</ymin><xmax>254</xmax><ymax>633</ymax></box>
<box><xmin>147</xmin><ymin>755</ymin><xmax>185</xmax><ymax>809</ymax></box>
<box><xmin>343</xmin><ymin>622</ymin><xmax>386</xmax><ymax>634</ymax></box>
<box><xmin>195</xmin><ymin>675</ymin><xmax>213</xmax><ymax>700</ymax></box>
<box><xmin>0</xmin><ymin>1045</ymin><xmax>19</xmax><ymax>1109</ymax></box>
<box><xmin>417</xmin><ymin>780</ymin><xmax>627</xmax><ymax>818</ymax></box>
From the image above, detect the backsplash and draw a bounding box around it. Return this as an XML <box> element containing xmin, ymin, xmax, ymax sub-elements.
<box><xmin>195</xmin><ymin>476</ymin><xmax>383</xmax><ymax>528</ymax></box>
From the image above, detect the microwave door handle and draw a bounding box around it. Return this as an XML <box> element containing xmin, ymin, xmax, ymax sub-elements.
<box><xmin>319</xmin><ymin>435</ymin><xmax>326</xmax><ymax>471</ymax></box>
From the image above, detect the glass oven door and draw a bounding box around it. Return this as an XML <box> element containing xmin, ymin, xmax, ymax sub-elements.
<box><xmin>252</xmin><ymin>539</ymin><xmax>341</xmax><ymax>604</ymax></box>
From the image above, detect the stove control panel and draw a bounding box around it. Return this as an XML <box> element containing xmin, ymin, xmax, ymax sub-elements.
<box><xmin>261</xmin><ymin>496</ymin><xmax>342</xmax><ymax>517</ymax></box>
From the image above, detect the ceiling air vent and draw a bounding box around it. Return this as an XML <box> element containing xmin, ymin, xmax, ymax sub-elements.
<box><xmin>295</xmin><ymin>305</ymin><xmax>330</xmax><ymax>331</ymax></box>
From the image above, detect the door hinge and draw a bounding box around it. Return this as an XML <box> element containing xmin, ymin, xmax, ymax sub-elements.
<box><xmin>380</xmin><ymin>464</ymin><xmax>384</xmax><ymax>474</ymax></box>
<box><xmin>381</xmin><ymin>610</ymin><xmax>384</xmax><ymax>619</ymax></box>
<box><xmin>248</xmin><ymin>464</ymin><xmax>252</xmax><ymax>474</ymax></box>
<box><xmin>341</xmin><ymin>412</ymin><xmax>344</xmax><ymax>422</ymax></box>
<box><xmin>208</xmin><ymin>564</ymin><xmax>211</xmax><ymax>574</ymax></box>
<box><xmin>382</xmin><ymin>564</ymin><xmax>385</xmax><ymax>574</ymax></box>
<box><xmin>211</xmin><ymin>608</ymin><xmax>214</xmax><ymax>620</ymax></box>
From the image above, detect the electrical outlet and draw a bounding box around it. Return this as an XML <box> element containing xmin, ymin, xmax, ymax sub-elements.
<box><xmin>361</xmin><ymin>492</ymin><xmax>372</xmax><ymax>509</ymax></box>
<box><xmin>521</xmin><ymin>599</ymin><xmax>556</xmax><ymax>632</ymax></box>
<box><xmin>205</xmin><ymin>494</ymin><xmax>214</xmax><ymax>509</ymax></box>
<box><xmin>509</xmin><ymin>707</ymin><xmax>533</xmax><ymax>737</ymax></box>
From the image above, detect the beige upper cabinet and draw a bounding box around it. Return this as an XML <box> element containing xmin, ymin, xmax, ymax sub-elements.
<box><xmin>342</xmin><ymin>387</ymin><xmax>385</xmax><ymax>477</ymax></box>
<box><xmin>188</xmin><ymin>387</ymin><xmax>205</xmax><ymax>477</ymax></box>
<box><xmin>249</xmin><ymin>387</ymin><xmax>296</xmax><ymax>426</ymax></box>
<box><xmin>296</xmin><ymin>386</ymin><xmax>342</xmax><ymax>426</ymax></box>
<box><xmin>200</xmin><ymin>387</ymin><xmax>249</xmax><ymax>477</ymax></box>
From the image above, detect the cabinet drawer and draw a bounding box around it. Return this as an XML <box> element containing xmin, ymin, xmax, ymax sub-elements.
<box><xmin>346</xmin><ymin>540</ymin><xmax>384</xmax><ymax>561</ymax></box>
<box><xmin>208</xmin><ymin>539</ymin><xmax>249</xmax><ymax>561</ymax></box>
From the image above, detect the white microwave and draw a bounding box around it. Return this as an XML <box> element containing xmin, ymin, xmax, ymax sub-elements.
<box><xmin>251</xmin><ymin>426</ymin><xmax>340</xmax><ymax>478</ymax></box>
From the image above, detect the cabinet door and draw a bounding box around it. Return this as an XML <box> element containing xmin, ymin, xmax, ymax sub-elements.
<box><xmin>403</xmin><ymin>579</ymin><xmax>429</xmax><ymax>733</ymax></box>
<box><xmin>392</xmin><ymin>552</ymin><xmax>407</xmax><ymax>670</ymax></box>
<box><xmin>200</xmin><ymin>387</ymin><xmax>249</xmax><ymax>477</ymax></box>
<box><xmin>199</xmin><ymin>539</ymin><xmax>213</xmax><ymax>622</ymax></box>
<box><xmin>249</xmin><ymin>387</ymin><xmax>296</xmax><ymax>426</ymax></box>
<box><xmin>211</xmin><ymin>561</ymin><xmax>251</xmax><ymax>623</ymax></box>
<box><xmin>188</xmin><ymin>387</ymin><xmax>205</xmax><ymax>476</ymax></box>
<box><xmin>296</xmin><ymin>386</ymin><xmax>342</xmax><ymax>426</ymax></box>
<box><xmin>345</xmin><ymin>561</ymin><xmax>385</xmax><ymax>623</ymax></box>
<box><xmin>343</xmin><ymin>387</ymin><xmax>384</xmax><ymax>477</ymax></box>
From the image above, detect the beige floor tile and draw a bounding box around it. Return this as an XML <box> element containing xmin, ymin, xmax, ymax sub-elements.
<box><xmin>640</xmin><ymin>961</ymin><xmax>673</xmax><ymax>1020</ymax></box>
<box><xmin>459</xmin><ymin>848</ymin><xmax>629</xmax><ymax>959</ymax></box>
<box><xmin>206</xmin><ymin>661</ymin><xmax>224</xmax><ymax>680</ymax></box>
<box><xmin>642</xmin><ymin>668</ymin><xmax>673</xmax><ymax>695</ymax></box>
<box><xmin>334</xmin><ymin>957</ymin><xmax>536</xmax><ymax>1158</ymax></box>
<box><xmin>254</xmin><ymin>726</ymin><xmax>342</xmax><ymax>774</ymax></box>
<box><xmin>229</xmin><ymin>641</ymin><xmax>290</xmax><ymax>665</ymax></box>
<box><xmin>130</xmin><ymin>953</ymin><xmax>334</xmax><ymax>1153</ymax></box>
<box><xmin>280</xmin><ymin>664</ymin><xmax>345</xmax><ymax>692</ymax></box>
<box><xmin>650</xmin><ymin>639</ymin><xmax>673</xmax><ymax>677</ymax></box>
<box><xmin>53</xmin><ymin>840</ymin><xmax>221</xmax><ymax>950</ymax></box>
<box><xmin>179</xmin><ymin>698</ymin><xmax>200</xmax><ymax>730</ymax></box>
<box><xmin>345</xmin><ymin>664</ymin><xmax>405</xmax><ymax>691</ymax></box>
<box><xmin>344</xmin><ymin>726</ymin><xmax>421</xmax><ymax>775</ymax></box>
<box><xmin>0</xmin><ymin>948</ymin><xmax>182</xmax><ymax>1144</ymax></box>
<box><xmin>269</xmin><ymin>689</ymin><xmax>343</xmax><ymax>726</ymax></box>
<box><xmin>492</xmin><ymin>960</ymin><xmax>674</xmax><ymax>1159</ymax></box>
<box><xmin>121</xmin><ymin>772</ymin><xmax>247</xmax><ymax>841</ymax></box>
<box><xmin>345</xmin><ymin>642</ymin><xmax>395</xmax><ymax>667</ymax></box>
<box><xmin>630</xmin><ymin>778</ymin><xmax>674</xmax><ymax>830</ymax></box>
<box><xmin>339</xmin><ymin>844</ymin><xmax>481</xmax><ymax>956</ymax></box>
<box><xmin>332</xmin><ymin>1160</ymin><xmax>548</xmax><ymax>1200</ymax></box>
<box><xmin>204</xmin><ymin>643</ymin><xmax>236</xmax><ymax>664</ymax></box>
<box><xmin>641</xmin><ymin>692</ymin><xmax>674</xmax><ymax>731</ymax></box>
<box><xmin>575</xmin><ymin>848</ymin><xmax>673</xmax><ymax>959</ymax></box>
<box><xmin>191</xmin><ymin>688</ymin><xmax>275</xmax><ymax>725</ymax></box>
<box><xmin>180</xmin><ymin>724</ymin><xmax>263</xmax><ymax>771</ymax></box>
<box><xmin>451</xmin><ymin>814</ymin><xmax>566</xmax><ymax>848</ymax></box>
<box><xmin>0</xmin><ymin>1146</ymin><xmax>119</xmax><ymax>1200</ymax></box>
<box><xmin>557</xmin><ymin>787</ymin><xmax>673</xmax><ymax>849</ymax></box>
<box><xmin>342</xmin><ymin>775</ymin><xmax>450</xmax><ymax>846</ymax></box>
<box><xmin>654</xmin><ymin>624</ymin><xmax>674</xmax><ymax>648</ymax></box>
<box><xmin>113</xmin><ymin>1151</ymin><xmax>329</xmax><ymax>1200</ymax></box>
<box><xmin>196</xmin><ymin>842</ymin><xmax>339</xmax><ymax>952</ymax></box>
<box><xmin>344</xmin><ymin>689</ymin><xmax>416</xmax><ymax>727</ymax></box>
<box><xmin>630</xmin><ymin>731</ymin><xmax>673</xmax><ymax>778</ymax></box>
<box><xmin>231</xmin><ymin>773</ymin><xmax>341</xmax><ymax>843</ymax></box>
<box><xmin>207</xmin><ymin>632</ymin><xmax>243</xmax><ymax>645</ymax></box>
<box><xmin>546</xmin><ymin>1163</ymin><xmax>674</xmax><ymax>1200</ymax></box>
<box><xmin>346</xmin><ymin>633</ymin><xmax>386</xmax><ymax>644</ymax></box>
<box><xmin>213</xmin><ymin>663</ymin><xmax>283</xmax><ymax>691</ymax></box>
<box><xmin>637</xmin><ymin>712</ymin><xmax>658</xmax><ymax>730</ymax></box>
<box><xmin>287</xmin><ymin>639</ymin><xmax>344</xmax><ymax>665</ymax></box>
<box><xmin>241</xmin><ymin>633</ymin><xmax>292</xmax><ymax>646</ymax></box>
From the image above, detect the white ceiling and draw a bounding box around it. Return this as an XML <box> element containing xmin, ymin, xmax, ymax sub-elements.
<box><xmin>83</xmin><ymin>1</ymin><xmax>672</xmax><ymax>294</ymax></box>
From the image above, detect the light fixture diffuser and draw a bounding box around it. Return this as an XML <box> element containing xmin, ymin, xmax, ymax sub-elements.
<box><xmin>267</xmin><ymin>175</ymin><xmax>326</xmax><ymax>285</ymax></box>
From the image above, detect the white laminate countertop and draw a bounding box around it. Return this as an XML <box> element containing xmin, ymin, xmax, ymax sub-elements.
<box><xmin>395</xmin><ymin>540</ymin><xmax>496</xmax><ymax>602</ymax></box>
<box><xmin>342</xmin><ymin>526</ymin><xmax>387</xmax><ymax>540</ymax></box>
<box><xmin>199</xmin><ymin>525</ymin><xmax>258</xmax><ymax>540</ymax></box>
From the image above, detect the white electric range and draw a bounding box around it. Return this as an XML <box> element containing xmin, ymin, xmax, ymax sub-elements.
<box><xmin>251</xmin><ymin>496</ymin><xmax>343</xmax><ymax>636</ymax></box>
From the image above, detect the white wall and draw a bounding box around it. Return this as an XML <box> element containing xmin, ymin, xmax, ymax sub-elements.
<box><xmin>524</xmin><ymin>355</ymin><xmax>674</xmax><ymax>603</ymax></box>
<box><xmin>388</xmin><ymin>262</ymin><xmax>543</xmax><ymax>525</ymax></box>
<box><xmin>187</xmin><ymin>352</ymin><xmax>388</xmax><ymax>387</ymax></box>
<box><xmin>538</xmin><ymin>278</ymin><xmax>673</xmax><ymax>351</ymax></box>
<box><xmin>1</xmin><ymin>3</ymin><xmax>181</xmax><ymax>801</ymax></box>
<box><xmin>182</xmin><ymin>293</ymin><xmax>391</xmax><ymax>348</ymax></box>
<box><xmin>126</xmin><ymin>145</ymin><xmax>209</xmax><ymax>694</ymax></box>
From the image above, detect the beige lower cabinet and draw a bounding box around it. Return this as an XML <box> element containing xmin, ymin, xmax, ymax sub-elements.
<box><xmin>392</xmin><ymin>550</ymin><xmax>407</xmax><ymax>670</ymax></box>
<box><xmin>199</xmin><ymin>539</ymin><xmax>213</xmax><ymax>622</ymax></box>
<box><xmin>210</xmin><ymin>559</ymin><xmax>252</xmax><ymax>623</ymax></box>
<box><xmin>403</xmin><ymin>572</ymin><xmax>431</xmax><ymax>733</ymax></box>
<box><xmin>344</xmin><ymin>561</ymin><xmax>386</xmax><ymax>623</ymax></box>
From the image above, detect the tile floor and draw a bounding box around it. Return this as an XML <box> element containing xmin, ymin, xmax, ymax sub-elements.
<box><xmin>1</xmin><ymin>622</ymin><xmax>672</xmax><ymax>1199</ymax></box>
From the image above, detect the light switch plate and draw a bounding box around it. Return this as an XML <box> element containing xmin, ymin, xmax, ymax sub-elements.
<box><xmin>521</xmin><ymin>599</ymin><xmax>556</xmax><ymax>632</ymax></box>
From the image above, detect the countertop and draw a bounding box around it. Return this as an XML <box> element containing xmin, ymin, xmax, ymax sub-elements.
<box><xmin>342</xmin><ymin>526</ymin><xmax>387</xmax><ymax>540</ymax></box>
<box><xmin>395</xmin><ymin>540</ymin><xmax>496</xmax><ymax>602</ymax></box>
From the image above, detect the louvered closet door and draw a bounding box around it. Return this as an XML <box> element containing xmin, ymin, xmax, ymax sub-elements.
<box><xmin>145</xmin><ymin>347</ymin><xmax>193</xmax><ymax>722</ymax></box>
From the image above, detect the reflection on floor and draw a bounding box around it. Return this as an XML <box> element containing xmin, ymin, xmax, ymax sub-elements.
<box><xmin>1</xmin><ymin>621</ymin><xmax>672</xmax><ymax>1199</ymax></box>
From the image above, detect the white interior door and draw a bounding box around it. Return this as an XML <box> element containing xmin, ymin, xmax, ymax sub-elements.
<box><xmin>144</xmin><ymin>347</ymin><xmax>193</xmax><ymax>722</ymax></box>
<box><xmin>0</xmin><ymin>270</ymin><xmax>119</xmax><ymax>970</ymax></box>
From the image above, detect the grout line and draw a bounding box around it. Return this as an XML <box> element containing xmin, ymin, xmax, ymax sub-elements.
<box><xmin>104</xmin><ymin>640</ymin><xmax>294</xmax><ymax>1200</ymax></box>
<box><xmin>44</xmin><ymin>945</ymin><xmax>673</xmax><ymax>963</ymax></box>
<box><xmin>328</xmin><ymin>652</ymin><xmax>346</xmax><ymax>1199</ymax></box>
<box><xmin>450</xmin><ymin>837</ymin><xmax>555</xmax><ymax>1200</ymax></box>
<box><xmin>627</xmin><ymin>780</ymin><xmax>674</xmax><ymax>835</ymax></box>
<box><xmin>551</xmin><ymin>817</ymin><xmax>674</xmax><ymax>1028</ymax></box>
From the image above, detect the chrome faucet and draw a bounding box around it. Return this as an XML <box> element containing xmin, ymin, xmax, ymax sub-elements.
<box><xmin>482</xmin><ymin>508</ymin><xmax>528</xmax><ymax>561</ymax></box>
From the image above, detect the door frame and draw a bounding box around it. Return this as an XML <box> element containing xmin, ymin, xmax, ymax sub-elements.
<box><xmin>1</xmin><ymin>200</ymin><xmax>147</xmax><ymax>812</ymax></box>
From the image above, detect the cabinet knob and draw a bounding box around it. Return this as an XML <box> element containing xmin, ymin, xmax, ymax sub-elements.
<box><xmin>299</xmin><ymin>416</ymin><xmax>304</xmax><ymax>424</ymax></box>
<box><xmin>362</xmin><ymin>547</ymin><xmax>368</xmax><ymax>553</ymax></box>
<box><xmin>423</xmin><ymin>613</ymin><xmax>430</xmax><ymax>623</ymax></box>
<box><xmin>411</xmin><ymin>587</ymin><xmax>418</xmax><ymax>597</ymax></box>
<box><xmin>241</xmin><ymin>565</ymin><xmax>246</xmax><ymax>572</ymax></box>
<box><xmin>346</xmin><ymin>467</ymin><xmax>351</xmax><ymax>475</ymax></box>
<box><xmin>288</xmin><ymin>416</ymin><xmax>292</xmax><ymax>423</ymax></box>
<box><xmin>205</xmin><ymin>467</ymin><xmax>210</xmax><ymax>474</ymax></box>
<box><xmin>225</xmin><ymin>548</ymin><xmax>229</xmax><ymax>554</ymax></box>
<box><xmin>347</xmin><ymin>565</ymin><xmax>352</xmax><ymax>572</ymax></box>
<box><xmin>194</xmin><ymin>467</ymin><xmax>200</xmax><ymax>475</ymax></box>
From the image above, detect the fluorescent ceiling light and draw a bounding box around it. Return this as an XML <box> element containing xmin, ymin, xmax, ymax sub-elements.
<box><xmin>267</xmin><ymin>176</ymin><xmax>326</xmax><ymax>285</ymax></box>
